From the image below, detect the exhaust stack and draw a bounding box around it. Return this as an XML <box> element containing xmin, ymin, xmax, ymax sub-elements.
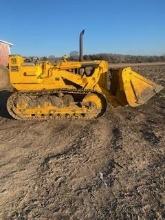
<box><xmin>79</xmin><ymin>30</ymin><xmax>85</xmax><ymax>61</ymax></box>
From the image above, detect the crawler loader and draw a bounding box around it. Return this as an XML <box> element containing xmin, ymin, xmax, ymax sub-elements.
<box><xmin>0</xmin><ymin>31</ymin><xmax>163</xmax><ymax>120</ymax></box>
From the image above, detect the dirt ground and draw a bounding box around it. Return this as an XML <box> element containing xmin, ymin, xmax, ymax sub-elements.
<box><xmin>0</xmin><ymin>65</ymin><xmax>165</xmax><ymax>220</ymax></box>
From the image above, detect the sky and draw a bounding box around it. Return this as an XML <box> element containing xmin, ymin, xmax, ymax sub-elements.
<box><xmin>0</xmin><ymin>0</ymin><xmax>165</xmax><ymax>56</ymax></box>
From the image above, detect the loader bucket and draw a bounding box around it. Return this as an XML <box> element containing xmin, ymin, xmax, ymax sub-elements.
<box><xmin>110</xmin><ymin>67</ymin><xmax>163</xmax><ymax>107</ymax></box>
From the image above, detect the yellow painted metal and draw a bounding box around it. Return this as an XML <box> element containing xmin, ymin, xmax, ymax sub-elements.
<box><xmin>82</xmin><ymin>93</ymin><xmax>103</xmax><ymax>110</ymax></box>
<box><xmin>8</xmin><ymin>55</ymin><xmax>163</xmax><ymax>116</ymax></box>
<box><xmin>113</xmin><ymin>67</ymin><xmax>163</xmax><ymax>107</ymax></box>
<box><xmin>13</xmin><ymin>93</ymin><xmax>100</xmax><ymax>119</ymax></box>
<box><xmin>8</xmin><ymin>55</ymin><xmax>109</xmax><ymax>93</ymax></box>
<box><xmin>16</xmin><ymin>104</ymin><xmax>91</xmax><ymax>117</ymax></box>
<box><xmin>8</xmin><ymin>55</ymin><xmax>110</xmax><ymax>119</ymax></box>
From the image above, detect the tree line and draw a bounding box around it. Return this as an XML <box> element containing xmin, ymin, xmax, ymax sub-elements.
<box><xmin>39</xmin><ymin>53</ymin><xmax>165</xmax><ymax>63</ymax></box>
<box><xmin>82</xmin><ymin>53</ymin><xmax>165</xmax><ymax>63</ymax></box>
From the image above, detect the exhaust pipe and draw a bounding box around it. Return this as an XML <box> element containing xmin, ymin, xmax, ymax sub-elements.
<box><xmin>79</xmin><ymin>29</ymin><xmax>85</xmax><ymax>61</ymax></box>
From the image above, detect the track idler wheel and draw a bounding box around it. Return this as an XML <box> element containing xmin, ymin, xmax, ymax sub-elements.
<box><xmin>82</xmin><ymin>93</ymin><xmax>103</xmax><ymax>117</ymax></box>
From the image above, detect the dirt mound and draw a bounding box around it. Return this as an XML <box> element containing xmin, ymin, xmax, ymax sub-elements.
<box><xmin>0</xmin><ymin>65</ymin><xmax>165</xmax><ymax>219</ymax></box>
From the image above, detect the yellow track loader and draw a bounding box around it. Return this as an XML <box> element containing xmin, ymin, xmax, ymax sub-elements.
<box><xmin>0</xmin><ymin>31</ymin><xmax>163</xmax><ymax>120</ymax></box>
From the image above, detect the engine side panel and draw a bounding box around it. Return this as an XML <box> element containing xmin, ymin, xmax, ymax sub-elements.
<box><xmin>8</xmin><ymin>55</ymin><xmax>109</xmax><ymax>94</ymax></box>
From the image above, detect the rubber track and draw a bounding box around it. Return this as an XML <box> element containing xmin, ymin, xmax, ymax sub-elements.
<box><xmin>7</xmin><ymin>89</ymin><xmax>107</xmax><ymax>120</ymax></box>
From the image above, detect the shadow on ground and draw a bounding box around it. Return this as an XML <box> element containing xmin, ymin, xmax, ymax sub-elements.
<box><xmin>0</xmin><ymin>91</ymin><xmax>12</xmax><ymax>118</ymax></box>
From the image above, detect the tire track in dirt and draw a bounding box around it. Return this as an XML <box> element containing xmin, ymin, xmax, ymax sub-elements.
<box><xmin>6</xmin><ymin>119</ymin><xmax>112</xmax><ymax>219</ymax></box>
